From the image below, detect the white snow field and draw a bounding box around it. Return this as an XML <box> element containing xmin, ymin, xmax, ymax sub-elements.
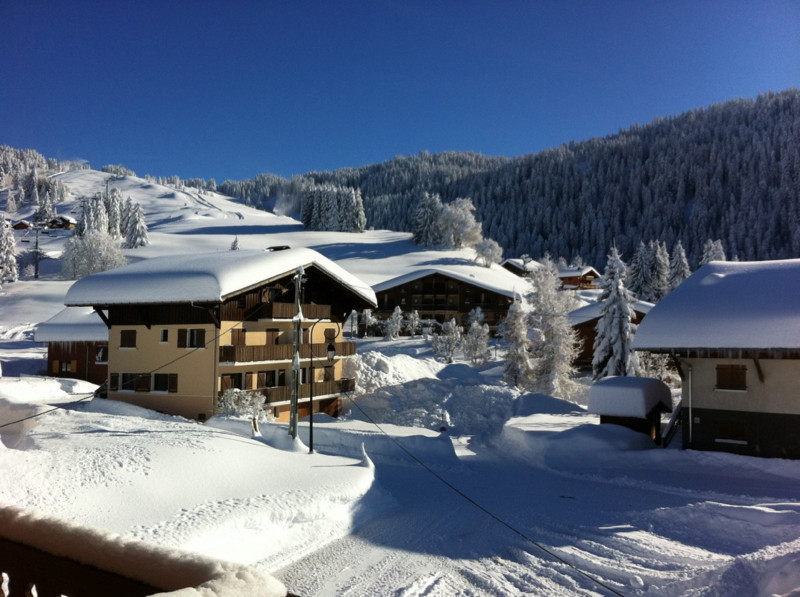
<box><xmin>2</xmin><ymin>169</ymin><xmax>800</xmax><ymax>596</ymax></box>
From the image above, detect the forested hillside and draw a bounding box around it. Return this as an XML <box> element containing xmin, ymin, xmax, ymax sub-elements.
<box><xmin>220</xmin><ymin>90</ymin><xmax>800</xmax><ymax>267</ymax></box>
<box><xmin>3</xmin><ymin>90</ymin><xmax>798</xmax><ymax>268</ymax></box>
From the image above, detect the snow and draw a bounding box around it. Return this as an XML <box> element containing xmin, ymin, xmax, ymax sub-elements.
<box><xmin>568</xmin><ymin>298</ymin><xmax>654</xmax><ymax>326</ymax></box>
<box><xmin>1</xmin><ymin>169</ymin><xmax>800</xmax><ymax>595</ymax></box>
<box><xmin>587</xmin><ymin>376</ymin><xmax>672</xmax><ymax>418</ymax></box>
<box><xmin>33</xmin><ymin>306</ymin><xmax>108</xmax><ymax>342</ymax></box>
<box><xmin>64</xmin><ymin>247</ymin><xmax>377</xmax><ymax>308</ymax></box>
<box><xmin>633</xmin><ymin>259</ymin><xmax>800</xmax><ymax>350</ymax></box>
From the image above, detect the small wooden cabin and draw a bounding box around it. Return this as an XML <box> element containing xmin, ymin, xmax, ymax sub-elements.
<box><xmin>34</xmin><ymin>308</ymin><xmax>109</xmax><ymax>385</ymax></box>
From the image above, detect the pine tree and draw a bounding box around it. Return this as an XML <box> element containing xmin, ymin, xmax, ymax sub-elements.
<box><xmin>668</xmin><ymin>240</ymin><xmax>691</xmax><ymax>290</ymax></box>
<box><xmin>651</xmin><ymin>241</ymin><xmax>670</xmax><ymax>302</ymax></box>
<box><xmin>404</xmin><ymin>310</ymin><xmax>421</xmax><ymax>336</ymax></box>
<box><xmin>106</xmin><ymin>188</ymin><xmax>123</xmax><ymax>238</ymax></box>
<box><xmin>700</xmin><ymin>239</ymin><xmax>727</xmax><ymax>266</ymax></box>
<box><xmin>500</xmin><ymin>298</ymin><xmax>534</xmax><ymax>388</ymax></box>
<box><xmin>627</xmin><ymin>241</ymin><xmax>648</xmax><ymax>298</ymax></box>
<box><xmin>230</xmin><ymin>236</ymin><xmax>240</xmax><ymax>250</ymax></box>
<box><xmin>593</xmin><ymin>247</ymin><xmax>640</xmax><ymax>380</ymax></box>
<box><xmin>124</xmin><ymin>202</ymin><xmax>149</xmax><ymax>248</ymax></box>
<box><xmin>0</xmin><ymin>219</ymin><xmax>19</xmax><ymax>283</ymax></box>
<box><xmin>412</xmin><ymin>192</ymin><xmax>443</xmax><ymax>246</ymax></box>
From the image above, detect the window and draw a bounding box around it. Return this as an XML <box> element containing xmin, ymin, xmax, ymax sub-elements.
<box><xmin>60</xmin><ymin>360</ymin><xmax>73</xmax><ymax>372</ymax></box>
<box><xmin>178</xmin><ymin>328</ymin><xmax>206</xmax><ymax>348</ymax></box>
<box><xmin>153</xmin><ymin>373</ymin><xmax>170</xmax><ymax>392</ymax></box>
<box><xmin>120</xmin><ymin>330</ymin><xmax>137</xmax><ymax>348</ymax></box>
<box><xmin>95</xmin><ymin>345</ymin><xmax>108</xmax><ymax>364</ymax></box>
<box><xmin>160</xmin><ymin>329</ymin><xmax>169</xmax><ymax>343</ymax></box>
<box><xmin>120</xmin><ymin>373</ymin><xmax>138</xmax><ymax>391</ymax></box>
<box><xmin>716</xmin><ymin>365</ymin><xmax>747</xmax><ymax>391</ymax></box>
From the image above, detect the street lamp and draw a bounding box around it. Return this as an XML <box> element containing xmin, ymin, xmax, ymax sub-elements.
<box><xmin>308</xmin><ymin>318</ymin><xmax>340</xmax><ymax>454</ymax></box>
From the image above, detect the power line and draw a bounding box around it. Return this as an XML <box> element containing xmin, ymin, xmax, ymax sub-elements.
<box><xmin>343</xmin><ymin>394</ymin><xmax>626</xmax><ymax>597</ymax></box>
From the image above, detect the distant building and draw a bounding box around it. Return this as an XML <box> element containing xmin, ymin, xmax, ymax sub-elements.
<box><xmin>568</xmin><ymin>300</ymin><xmax>654</xmax><ymax>370</ymax></box>
<box><xmin>633</xmin><ymin>259</ymin><xmax>800</xmax><ymax>458</ymax></box>
<box><xmin>64</xmin><ymin>248</ymin><xmax>377</xmax><ymax>421</ymax></box>
<box><xmin>370</xmin><ymin>265</ymin><xmax>527</xmax><ymax>334</ymax></box>
<box><xmin>34</xmin><ymin>307</ymin><xmax>109</xmax><ymax>385</ymax></box>
<box><xmin>501</xmin><ymin>258</ymin><xmax>600</xmax><ymax>289</ymax></box>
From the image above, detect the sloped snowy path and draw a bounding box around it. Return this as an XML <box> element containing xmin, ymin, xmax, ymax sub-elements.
<box><xmin>274</xmin><ymin>443</ymin><xmax>800</xmax><ymax>596</ymax></box>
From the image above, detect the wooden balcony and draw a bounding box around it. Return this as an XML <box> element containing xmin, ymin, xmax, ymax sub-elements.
<box><xmin>220</xmin><ymin>341</ymin><xmax>356</xmax><ymax>364</ymax></box>
<box><xmin>0</xmin><ymin>504</ymin><xmax>289</xmax><ymax>597</ymax></box>
<box><xmin>260</xmin><ymin>378</ymin><xmax>356</xmax><ymax>404</ymax></box>
<box><xmin>259</xmin><ymin>302</ymin><xmax>331</xmax><ymax>320</ymax></box>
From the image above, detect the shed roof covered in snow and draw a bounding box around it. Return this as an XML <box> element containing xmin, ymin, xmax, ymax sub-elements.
<box><xmin>64</xmin><ymin>248</ymin><xmax>377</xmax><ymax>308</ymax></box>
<box><xmin>588</xmin><ymin>376</ymin><xmax>672</xmax><ymax>418</ymax></box>
<box><xmin>34</xmin><ymin>307</ymin><xmax>108</xmax><ymax>343</ymax></box>
<box><xmin>632</xmin><ymin>259</ymin><xmax>800</xmax><ymax>351</ymax></box>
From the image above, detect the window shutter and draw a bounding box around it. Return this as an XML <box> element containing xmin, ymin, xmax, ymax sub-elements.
<box><xmin>70</xmin><ymin>360</ymin><xmax>77</xmax><ymax>372</ymax></box>
<box><xmin>177</xmin><ymin>329</ymin><xmax>187</xmax><ymax>348</ymax></box>
<box><xmin>245</xmin><ymin>372</ymin><xmax>255</xmax><ymax>389</ymax></box>
<box><xmin>52</xmin><ymin>360</ymin><xmax>60</xmax><ymax>374</ymax></box>
<box><xmin>196</xmin><ymin>329</ymin><xmax>206</xmax><ymax>347</ymax></box>
<box><xmin>109</xmin><ymin>373</ymin><xmax>119</xmax><ymax>391</ymax></box>
<box><xmin>121</xmin><ymin>330</ymin><xmax>136</xmax><ymax>348</ymax></box>
<box><xmin>135</xmin><ymin>374</ymin><xmax>151</xmax><ymax>392</ymax></box>
<box><xmin>168</xmin><ymin>373</ymin><xmax>178</xmax><ymax>393</ymax></box>
<box><xmin>257</xmin><ymin>371</ymin><xmax>267</xmax><ymax>388</ymax></box>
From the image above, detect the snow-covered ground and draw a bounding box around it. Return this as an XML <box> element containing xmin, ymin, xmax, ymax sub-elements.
<box><xmin>2</xmin><ymin>170</ymin><xmax>800</xmax><ymax>596</ymax></box>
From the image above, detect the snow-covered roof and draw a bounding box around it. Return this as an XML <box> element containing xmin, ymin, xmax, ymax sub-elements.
<box><xmin>372</xmin><ymin>264</ymin><xmax>528</xmax><ymax>300</ymax></box>
<box><xmin>501</xmin><ymin>258</ymin><xmax>543</xmax><ymax>274</ymax></box>
<box><xmin>65</xmin><ymin>248</ymin><xmax>377</xmax><ymax>308</ymax></box>
<box><xmin>633</xmin><ymin>259</ymin><xmax>800</xmax><ymax>351</ymax></box>
<box><xmin>568</xmin><ymin>299</ymin><xmax>654</xmax><ymax>327</ymax></box>
<box><xmin>588</xmin><ymin>376</ymin><xmax>672</xmax><ymax>418</ymax></box>
<box><xmin>558</xmin><ymin>265</ymin><xmax>601</xmax><ymax>279</ymax></box>
<box><xmin>34</xmin><ymin>307</ymin><xmax>108</xmax><ymax>342</ymax></box>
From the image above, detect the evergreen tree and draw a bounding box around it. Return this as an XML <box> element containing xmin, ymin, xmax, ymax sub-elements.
<box><xmin>106</xmin><ymin>188</ymin><xmax>123</xmax><ymax>238</ymax></box>
<box><xmin>598</xmin><ymin>245</ymin><xmax>627</xmax><ymax>302</ymax></box>
<box><xmin>124</xmin><ymin>202</ymin><xmax>149</xmax><ymax>248</ymax></box>
<box><xmin>699</xmin><ymin>239</ymin><xmax>726</xmax><ymax>266</ymax></box>
<box><xmin>500</xmin><ymin>298</ymin><xmax>534</xmax><ymax>388</ymax></box>
<box><xmin>412</xmin><ymin>192</ymin><xmax>444</xmax><ymax>246</ymax></box>
<box><xmin>651</xmin><ymin>241</ymin><xmax>670</xmax><ymax>302</ymax></box>
<box><xmin>593</xmin><ymin>247</ymin><xmax>639</xmax><ymax>380</ymax></box>
<box><xmin>627</xmin><ymin>241</ymin><xmax>648</xmax><ymax>298</ymax></box>
<box><xmin>0</xmin><ymin>219</ymin><xmax>18</xmax><ymax>283</ymax></box>
<box><xmin>91</xmin><ymin>194</ymin><xmax>109</xmax><ymax>235</ymax></box>
<box><xmin>33</xmin><ymin>190</ymin><xmax>56</xmax><ymax>223</ymax></box>
<box><xmin>230</xmin><ymin>236</ymin><xmax>240</xmax><ymax>250</ymax></box>
<box><xmin>668</xmin><ymin>240</ymin><xmax>691</xmax><ymax>290</ymax></box>
<box><xmin>120</xmin><ymin>196</ymin><xmax>134</xmax><ymax>238</ymax></box>
<box><xmin>404</xmin><ymin>310</ymin><xmax>421</xmax><ymax>336</ymax></box>
<box><xmin>5</xmin><ymin>193</ymin><xmax>18</xmax><ymax>214</ymax></box>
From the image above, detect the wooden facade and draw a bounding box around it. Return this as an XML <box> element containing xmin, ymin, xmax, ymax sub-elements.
<box><xmin>371</xmin><ymin>272</ymin><xmax>513</xmax><ymax>333</ymax></box>
<box><xmin>46</xmin><ymin>341</ymin><xmax>108</xmax><ymax>386</ymax></box>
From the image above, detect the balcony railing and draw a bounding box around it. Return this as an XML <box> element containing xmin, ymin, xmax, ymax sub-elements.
<box><xmin>0</xmin><ymin>504</ymin><xmax>289</xmax><ymax>597</ymax></box>
<box><xmin>259</xmin><ymin>303</ymin><xmax>331</xmax><ymax>320</ymax></box>
<box><xmin>260</xmin><ymin>378</ymin><xmax>356</xmax><ymax>404</ymax></box>
<box><xmin>220</xmin><ymin>341</ymin><xmax>356</xmax><ymax>364</ymax></box>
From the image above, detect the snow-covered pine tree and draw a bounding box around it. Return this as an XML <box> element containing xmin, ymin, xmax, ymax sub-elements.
<box><xmin>528</xmin><ymin>255</ymin><xmax>579</xmax><ymax>398</ymax></box>
<box><xmin>699</xmin><ymin>239</ymin><xmax>726</xmax><ymax>266</ymax></box>
<box><xmin>500</xmin><ymin>298</ymin><xmax>534</xmax><ymax>388</ymax></box>
<box><xmin>668</xmin><ymin>240</ymin><xmax>691</xmax><ymax>290</ymax></box>
<box><xmin>597</xmin><ymin>245</ymin><xmax>627</xmax><ymax>302</ymax></box>
<box><xmin>5</xmin><ymin>193</ymin><xmax>18</xmax><ymax>214</ymax></box>
<box><xmin>339</xmin><ymin>187</ymin><xmax>367</xmax><ymax>233</ymax></box>
<box><xmin>431</xmin><ymin>317</ymin><xmax>462</xmax><ymax>363</ymax></box>
<box><xmin>592</xmin><ymin>247</ymin><xmax>640</xmax><ymax>380</ymax></box>
<box><xmin>651</xmin><ymin>241</ymin><xmax>670</xmax><ymax>302</ymax></box>
<box><xmin>0</xmin><ymin>219</ymin><xmax>19</xmax><ymax>283</ymax></box>
<box><xmin>106</xmin><ymin>188</ymin><xmax>123</xmax><ymax>238</ymax></box>
<box><xmin>384</xmin><ymin>306</ymin><xmax>404</xmax><ymax>339</ymax></box>
<box><xmin>626</xmin><ymin>241</ymin><xmax>647</xmax><ymax>298</ymax></box>
<box><xmin>91</xmin><ymin>194</ymin><xmax>109</xmax><ymax>235</ymax></box>
<box><xmin>230</xmin><ymin>236</ymin><xmax>240</xmax><ymax>250</ymax></box>
<box><xmin>462</xmin><ymin>321</ymin><xmax>490</xmax><ymax>366</ymax></box>
<box><xmin>120</xmin><ymin>196</ymin><xmax>134</xmax><ymax>237</ymax></box>
<box><xmin>124</xmin><ymin>202</ymin><xmax>149</xmax><ymax>248</ymax></box>
<box><xmin>412</xmin><ymin>192</ymin><xmax>444</xmax><ymax>246</ymax></box>
<box><xmin>33</xmin><ymin>189</ymin><xmax>56</xmax><ymax>223</ymax></box>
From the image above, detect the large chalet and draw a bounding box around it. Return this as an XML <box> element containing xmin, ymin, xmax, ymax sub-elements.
<box><xmin>64</xmin><ymin>248</ymin><xmax>377</xmax><ymax>421</ymax></box>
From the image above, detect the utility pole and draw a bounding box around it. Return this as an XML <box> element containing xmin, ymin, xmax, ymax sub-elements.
<box><xmin>289</xmin><ymin>266</ymin><xmax>305</xmax><ymax>439</ymax></box>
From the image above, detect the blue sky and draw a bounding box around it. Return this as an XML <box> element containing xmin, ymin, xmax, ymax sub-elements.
<box><xmin>2</xmin><ymin>1</ymin><xmax>798</xmax><ymax>182</ymax></box>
